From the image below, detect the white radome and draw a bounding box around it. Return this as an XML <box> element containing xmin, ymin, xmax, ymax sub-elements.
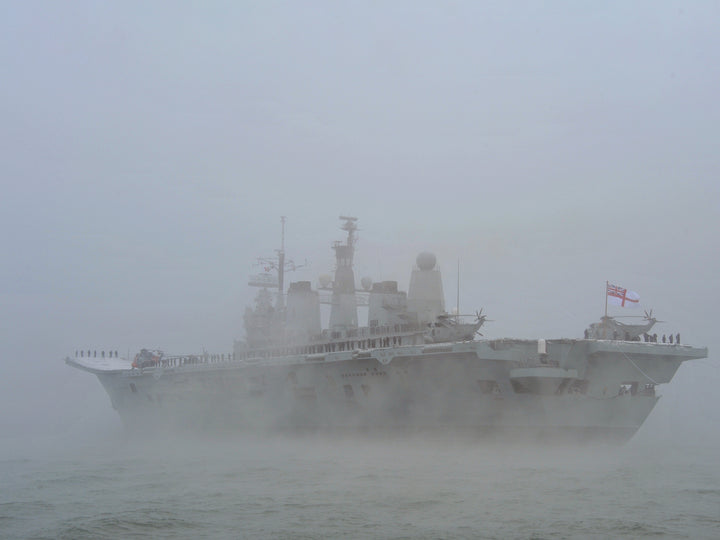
<box><xmin>416</xmin><ymin>252</ymin><xmax>436</xmax><ymax>271</ymax></box>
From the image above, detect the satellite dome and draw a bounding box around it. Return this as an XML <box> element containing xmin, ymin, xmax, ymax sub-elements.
<box><xmin>416</xmin><ymin>252</ymin><xmax>436</xmax><ymax>270</ymax></box>
<box><xmin>361</xmin><ymin>276</ymin><xmax>373</xmax><ymax>291</ymax></box>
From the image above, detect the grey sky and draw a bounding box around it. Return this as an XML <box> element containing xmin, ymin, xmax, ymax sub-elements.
<box><xmin>1</xmin><ymin>1</ymin><xmax>718</xmax><ymax>441</ymax></box>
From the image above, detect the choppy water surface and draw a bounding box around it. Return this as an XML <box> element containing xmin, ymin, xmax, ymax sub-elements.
<box><xmin>2</xmin><ymin>433</ymin><xmax>719</xmax><ymax>539</ymax></box>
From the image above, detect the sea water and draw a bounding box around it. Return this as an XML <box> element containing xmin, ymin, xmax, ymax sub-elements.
<box><xmin>2</xmin><ymin>430</ymin><xmax>719</xmax><ymax>540</ymax></box>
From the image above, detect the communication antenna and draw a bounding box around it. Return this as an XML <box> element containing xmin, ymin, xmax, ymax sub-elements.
<box><xmin>278</xmin><ymin>216</ymin><xmax>286</xmax><ymax>304</ymax></box>
<box><xmin>456</xmin><ymin>259</ymin><xmax>460</xmax><ymax>323</ymax></box>
<box><xmin>249</xmin><ymin>216</ymin><xmax>304</xmax><ymax>308</ymax></box>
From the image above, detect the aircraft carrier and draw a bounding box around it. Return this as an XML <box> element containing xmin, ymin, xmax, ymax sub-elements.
<box><xmin>66</xmin><ymin>217</ymin><xmax>708</xmax><ymax>441</ymax></box>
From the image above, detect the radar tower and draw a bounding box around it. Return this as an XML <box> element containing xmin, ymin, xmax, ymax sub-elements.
<box><xmin>329</xmin><ymin>216</ymin><xmax>359</xmax><ymax>329</ymax></box>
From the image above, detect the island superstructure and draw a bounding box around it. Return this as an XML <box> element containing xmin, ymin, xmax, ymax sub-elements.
<box><xmin>66</xmin><ymin>217</ymin><xmax>708</xmax><ymax>441</ymax></box>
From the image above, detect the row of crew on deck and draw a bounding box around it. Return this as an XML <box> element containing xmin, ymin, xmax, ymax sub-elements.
<box><xmin>643</xmin><ymin>333</ymin><xmax>681</xmax><ymax>344</ymax></box>
<box><xmin>132</xmin><ymin>352</ymin><xmax>235</xmax><ymax>369</ymax></box>
<box><xmin>76</xmin><ymin>350</ymin><xmax>118</xmax><ymax>358</ymax></box>
<box><xmin>583</xmin><ymin>330</ymin><xmax>682</xmax><ymax>344</ymax></box>
<box><xmin>237</xmin><ymin>334</ymin><xmax>412</xmax><ymax>360</ymax></box>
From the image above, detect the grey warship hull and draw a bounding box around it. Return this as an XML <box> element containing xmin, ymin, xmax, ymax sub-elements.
<box><xmin>67</xmin><ymin>338</ymin><xmax>706</xmax><ymax>442</ymax></box>
<box><xmin>66</xmin><ymin>217</ymin><xmax>708</xmax><ymax>441</ymax></box>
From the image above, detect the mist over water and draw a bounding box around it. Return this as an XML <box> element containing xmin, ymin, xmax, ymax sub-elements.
<box><xmin>2</xmin><ymin>1</ymin><xmax>720</xmax><ymax>538</ymax></box>
<box><xmin>3</xmin><ymin>432</ymin><xmax>720</xmax><ymax>539</ymax></box>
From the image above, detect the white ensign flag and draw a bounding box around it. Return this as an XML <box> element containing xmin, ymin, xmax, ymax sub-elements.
<box><xmin>607</xmin><ymin>283</ymin><xmax>640</xmax><ymax>307</ymax></box>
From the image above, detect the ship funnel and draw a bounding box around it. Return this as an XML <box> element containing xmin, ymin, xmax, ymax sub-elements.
<box><xmin>368</xmin><ymin>281</ymin><xmax>407</xmax><ymax>328</ymax></box>
<box><xmin>286</xmin><ymin>281</ymin><xmax>321</xmax><ymax>338</ymax></box>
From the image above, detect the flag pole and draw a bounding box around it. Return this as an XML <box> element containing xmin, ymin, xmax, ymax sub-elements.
<box><xmin>603</xmin><ymin>281</ymin><xmax>608</xmax><ymax>339</ymax></box>
<box><xmin>604</xmin><ymin>281</ymin><xmax>608</xmax><ymax>319</ymax></box>
<box><xmin>456</xmin><ymin>259</ymin><xmax>460</xmax><ymax>323</ymax></box>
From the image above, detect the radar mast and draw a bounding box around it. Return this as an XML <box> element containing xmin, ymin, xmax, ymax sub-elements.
<box><xmin>329</xmin><ymin>216</ymin><xmax>359</xmax><ymax>330</ymax></box>
<box><xmin>249</xmin><ymin>216</ymin><xmax>302</xmax><ymax>309</ymax></box>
